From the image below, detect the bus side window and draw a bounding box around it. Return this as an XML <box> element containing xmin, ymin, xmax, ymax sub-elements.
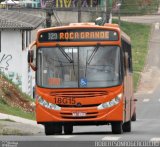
<box><xmin>121</xmin><ymin>39</ymin><xmax>127</xmax><ymax>73</ymax></box>
<box><xmin>128</xmin><ymin>57</ymin><xmax>132</xmax><ymax>72</ymax></box>
<box><xmin>127</xmin><ymin>44</ymin><xmax>133</xmax><ymax>73</ymax></box>
<box><xmin>122</xmin><ymin>39</ymin><xmax>132</xmax><ymax>73</ymax></box>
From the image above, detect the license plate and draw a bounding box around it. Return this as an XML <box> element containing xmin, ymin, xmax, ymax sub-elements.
<box><xmin>72</xmin><ymin>112</ymin><xmax>86</xmax><ymax>117</ymax></box>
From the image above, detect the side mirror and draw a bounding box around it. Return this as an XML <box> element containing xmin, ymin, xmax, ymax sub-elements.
<box><xmin>28</xmin><ymin>41</ymin><xmax>37</xmax><ymax>71</ymax></box>
<box><xmin>28</xmin><ymin>50</ymin><xmax>34</xmax><ymax>63</ymax></box>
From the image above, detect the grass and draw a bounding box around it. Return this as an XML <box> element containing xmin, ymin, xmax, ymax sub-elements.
<box><xmin>0</xmin><ymin>102</ymin><xmax>35</xmax><ymax>120</ymax></box>
<box><xmin>0</xmin><ymin>126</ymin><xmax>31</xmax><ymax>135</ymax></box>
<box><xmin>0</xmin><ymin>128</ymin><xmax>30</xmax><ymax>135</ymax></box>
<box><xmin>1</xmin><ymin>73</ymin><xmax>34</xmax><ymax>102</ymax></box>
<box><xmin>0</xmin><ymin>74</ymin><xmax>35</xmax><ymax>120</ymax></box>
<box><xmin>120</xmin><ymin>0</ymin><xmax>160</xmax><ymax>15</ymax></box>
<box><xmin>0</xmin><ymin>119</ymin><xmax>16</xmax><ymax>122</ymax></box>
<box><xmin>113</xmin><ymin>19</ymin><xmax>151</xmax><ymax>90</ymax></box>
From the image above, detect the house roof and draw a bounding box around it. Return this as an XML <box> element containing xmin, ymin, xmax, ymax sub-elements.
<box><xmin>0</xmin><ymin>9</ymin><xmax>45</xmax><ymax>30</ymax></box>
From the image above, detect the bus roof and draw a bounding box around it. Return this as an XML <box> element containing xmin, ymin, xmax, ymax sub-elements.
<box><xmin>38</xmin><ymin>23</ymin><xmax>121</xmax><ymax>33</ymax></box>
<box><xmin>69</xmin><ymin>22</ymin><xmax>120</xmax><ymax>30</ymax></box>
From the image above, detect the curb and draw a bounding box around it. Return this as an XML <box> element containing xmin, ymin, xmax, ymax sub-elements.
<box><xmin>0</xmin><ymin>113</ymin><xmax>43</xmax><ymax>129</ymax></box>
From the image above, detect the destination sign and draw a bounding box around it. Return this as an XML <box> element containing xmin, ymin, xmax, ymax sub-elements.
<box><xmin>38</xmin><ymin>29</ymin><xmax>119</xmax><ymax>42</ymax></box>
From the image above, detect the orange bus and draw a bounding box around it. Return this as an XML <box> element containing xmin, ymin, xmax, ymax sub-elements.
<box><xmin>28</xmin><ymin>22</ymin><xmax>136</xmax><ymax>135</ymax></box>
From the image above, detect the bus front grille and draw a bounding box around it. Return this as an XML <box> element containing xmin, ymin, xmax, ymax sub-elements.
<box><xmin>58</xmin><ymin>103</ymin><xmax>100</xmax><ymax>108</ymax></box>
<box><xmin>52</xmin><ymin>91</ymin><xmax>108</xmax><ymax>98</ymax></box>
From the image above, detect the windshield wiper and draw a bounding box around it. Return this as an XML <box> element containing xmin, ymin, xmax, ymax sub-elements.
<box><xmin>85</xmin><ymin>44</ymin><xmax>100</xmax><ymax>77</ymax></box>
<box><xmin>56</xmin><ymin>44</ymin><xmax>73</xmax><ymax>63</ymax></box>
<box><xmin>87</xmin><ymin>43</ymin><xmax>100</xmax><ymax>65</ymax></box>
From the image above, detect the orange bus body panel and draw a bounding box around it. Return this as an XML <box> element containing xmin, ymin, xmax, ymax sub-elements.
<box><xmin>36</xmin><ymin>86</ymin><xmax>124</xmax><ymax>123</ymax></box>
<box><xmin>36</xmin><ymin>102</ymin><xmax>123</xmax><ymax>122</ymax></box>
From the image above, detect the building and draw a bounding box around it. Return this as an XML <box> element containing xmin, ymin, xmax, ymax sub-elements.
<box><xmin>20</xmin><ymin>0</ymin><xmax>41</xmax><ymax>8</ymax></box>
<box><xmin>40</xmin><ymin>0</ymin><xmax>113</xmax><ymax>9</ymax></box>
<box><xmin>0</xmin><ymin>9</ymin><xmax>45</xmax><ymax>96</ymax></box>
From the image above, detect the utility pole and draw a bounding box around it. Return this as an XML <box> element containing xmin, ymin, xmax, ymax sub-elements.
<box><xmin>115</xmin><ymin>0</ymin><xmax>122</xmax><ymax>26</ymax></box>
<box><xmin>103</xmin><ymin>0</ymin><xmax>111</xmax><ymax>23</ymax></box>
<box><xmin>46</xmin><ymin>0</ymin><xmax>53</xmax><ymax>28</ymax></box>
<box><xmin>78</xmin><ymin>0</ymin><xmax>81</xmax><ymax>23</ymax></box>
<box><xmin>5</xmin><ymin>0</ymin><xmax>8</xmax><ymax>10</ymax></box>
<box><xmin>105</xmin><ymin>0</ymin><xmax>109</xmax><ymax>23</ymax></box>
<box><xmin>109</xmin><ymin>0</ymin><xmax>113</xmax><ymax>23</ymax></box>
<box><xmin>117</xmin><ymin>1</ymin><xmax>121</xmax><ymax>26</ymax></box>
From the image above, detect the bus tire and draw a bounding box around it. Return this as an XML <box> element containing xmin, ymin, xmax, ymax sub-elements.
<box><xmin>131</xmin><ymin>111</ymin><xmax>136</xmax><ymax>121</ymax></box>
<box><xmin>122</xmin><ymin>121</ymin><xmax>131</xmax><ymax>132</ymax></box>
<box><xmin>64</xmin><ymin>124</ymin><xmax>73</xmax><ymax>134</ymax></box>
<box><xmin>44</xmin><ymin>123</ymin><xmax>62</xmax><ymax>135</ymax></box>
<box><xmin>111</xmin><ymin>122</ymin><xmax>123</xmax><ymax>134</ymax></box>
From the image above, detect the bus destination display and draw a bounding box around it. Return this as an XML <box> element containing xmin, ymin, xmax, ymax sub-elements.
<box><xmin>38</xmin><ymin>29</ymin><xmax>119</xmax><ymax>42</ymax></box>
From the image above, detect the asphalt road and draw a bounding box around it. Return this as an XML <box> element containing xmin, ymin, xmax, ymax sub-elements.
<box><xmin>1</xmin><ymin>16</ymin><xmax>160</xmax><ymax>147</ymax></box>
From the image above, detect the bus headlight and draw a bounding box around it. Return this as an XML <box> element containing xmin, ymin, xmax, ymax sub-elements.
<box><xmin>97</xmin><ymin>93</ymin><xmax>122</xmax><ymax>110</ymax></box>
<box><xmin>37</xmin><ymin>95</ymin><xmax>61</xmax><ymax>110</ymax></box>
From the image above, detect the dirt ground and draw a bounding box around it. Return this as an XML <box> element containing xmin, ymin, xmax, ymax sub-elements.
<box><xmin>0</xmin><ymin>75</ymin><xmax>34</xmax><ymax>112</ymax></box>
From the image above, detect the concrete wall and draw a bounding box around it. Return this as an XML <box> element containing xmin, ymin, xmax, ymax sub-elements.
<box><xmin>0</xmin><ymin>30</ymin><xmax>34</xmax><ymax>95</ymax></box>
<box><xmin>1</xmin><ymin>31</ymin><xmax>24</xmax><ymax>90</ymax></box>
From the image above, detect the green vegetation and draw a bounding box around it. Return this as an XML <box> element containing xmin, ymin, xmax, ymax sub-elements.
<box><xmin>122</xmin><ymin>21</ymin><xmax>151</xmax><ymax>90</ymax></box>
<box><xmin>0</xmin><ymin>119</ymin><xmax>15</xmax><ymax>122</ymax></box>
<box><xmin>0</xmin><ymin>74</ymin><xmax>35</xmax><ymax>120</ymax></box>
<box><xmin>0</xmin><ymin>127</ymin><xmax>30</xmax><ymax>135</ymax></box>
<box><xmin>120</xmin><ymin>0</ymin><xmax>160</xmax><ymax>15</ymax></box>
<box><xmin>1</xmin><ymin>73</ymin><xmax>34</xmax><ymax>102</ymax></box>
<box><xmin>0</xmin><ymin>102</ymin><xmax>35</xmax><ymax>120</ymax></box>
<box><xmin>113</xmin><ymin>19</ymin><xmax>151</xmax><ymax>90</ymax></box>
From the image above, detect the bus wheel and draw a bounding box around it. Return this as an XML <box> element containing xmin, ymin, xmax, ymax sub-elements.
<box><xmin>122</xmin><ymin>121</ymin><xmax>131</xmax><ymax>132</ymax></box>
<box><xmin>111</xmin><ymin>122</ymin><xmax>123</xmax><ymax>134</ymax></box>
<box><xmin>44</xmin><ymin>123</ymin><xmax>62</xmax><ymax>135</ymax></box>
<box><xmin>64</xmin><ymin>124</ymin><xmax>73</xmax><ymax>134</ymax></box>
<box><xmin>131</xmin><ymin>111</ymin><xmax>136</xmax><ymax>121</ymax></box>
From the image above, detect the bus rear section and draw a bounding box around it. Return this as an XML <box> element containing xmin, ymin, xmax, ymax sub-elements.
<box><xmin>28</xmin><ymin>23</ymin><xmax>136</xmax><ymax>135</ymax></box>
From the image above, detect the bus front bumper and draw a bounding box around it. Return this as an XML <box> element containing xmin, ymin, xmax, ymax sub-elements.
<box><xmin>36</xmin><ymin>102</ymin><xmax>123</xmax><ymax>124</ymax></box>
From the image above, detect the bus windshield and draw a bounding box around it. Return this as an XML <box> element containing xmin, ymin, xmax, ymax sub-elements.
<box><xmin>37</xmin><ymin>46</ymin><xmax>121</xmax><ymax>88</ymax></box>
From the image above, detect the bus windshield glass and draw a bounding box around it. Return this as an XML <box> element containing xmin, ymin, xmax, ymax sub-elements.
<box><xmin>37</xmin><ymin>46</ymin><xmax>121</xmax><ymax>88</ymax></box>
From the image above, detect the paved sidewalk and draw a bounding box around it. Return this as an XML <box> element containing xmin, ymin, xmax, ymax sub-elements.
<box><xmin>0</xmin><ymin>113</ymin><xmax>43</xmax><ymax>129</ymax></box>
